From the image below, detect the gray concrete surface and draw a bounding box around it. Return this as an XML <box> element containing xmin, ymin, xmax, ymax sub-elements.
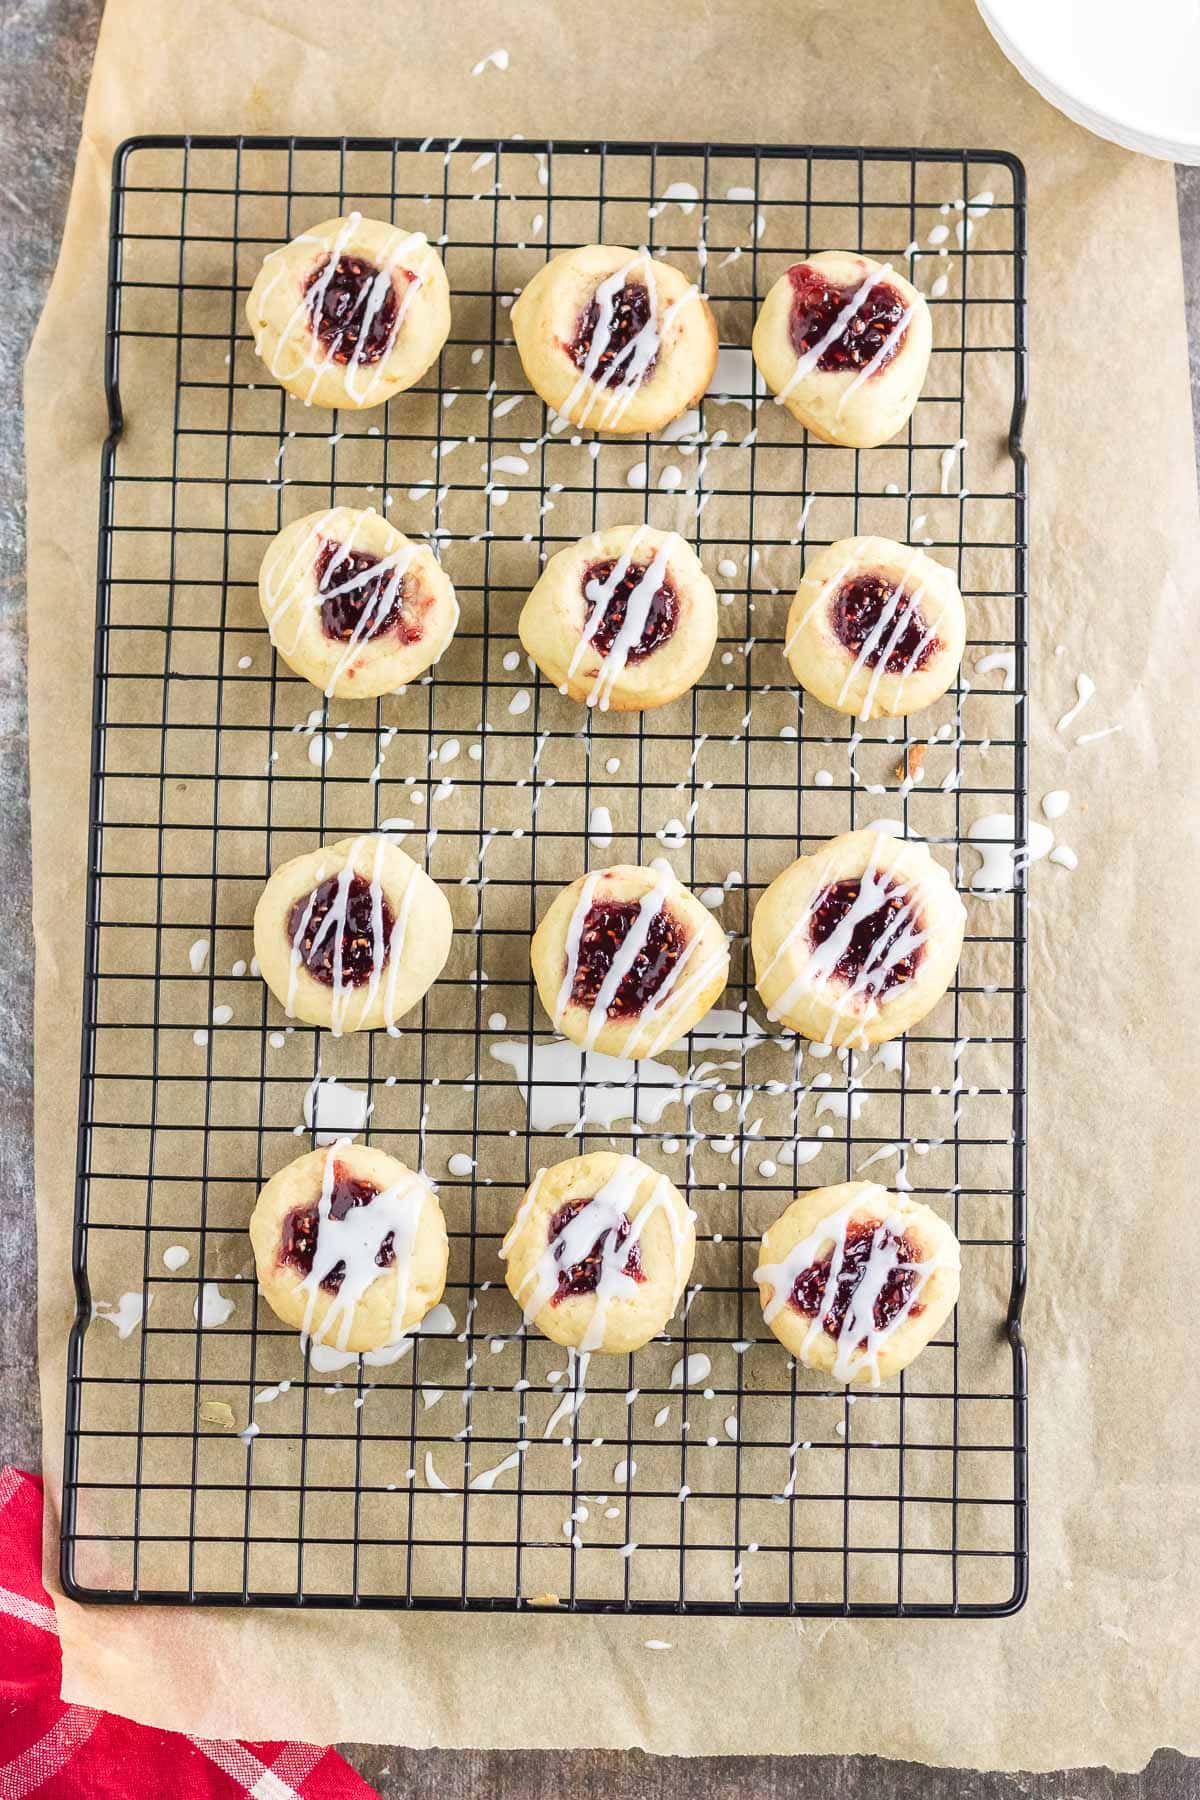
<box><xmin>2</xmin><ymin>3</ymin><xmax>1198</xmax><ymax>1792</ymax></box>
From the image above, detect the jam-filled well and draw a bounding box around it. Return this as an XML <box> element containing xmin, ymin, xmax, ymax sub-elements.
<box><xmin>569</xmin><ymin>898</ymin><xmax>688</xmax><ymax>1020</ymax></box>
<box><xmin>831</xmin><ymin>572</ymin><xmax>938</xmax><ymax>673</ymax></box>
<box><xmin>582</xmin><ymin>558</ymin><xmax>679</xmax><ymax>662</ymax></box>
<box><xmin>569</xmin><ymin>281</ymin><xmax>656</xmax><ymax>386</ymax></box>
<box><xmin>305</xmin><ymin>253</ymin><xmax>401</xmax><ymax>365</ymax></box>
<box><xmin>315</xmin><ymin>536</ymin><xmax>424</xmax><ymax>647</ymax></box>
<box><xmin>281</xmin><ymin>1166</ymin><xmax>394</xmax><ymax>1294</ymax></box>
<box><xmin>548</xmin><ymin>1197</ymin><xmax>645</xmax><ymax>1303</ymax></box>
<box><xmin>808</xmin><ymin>877</ymin><xmax>923</xmax><ymax>996</ymax></box>
<box><xmin>789</xmin><ymin>1217</ymin><xmax>923</xmax><ymax>1341</ymax></box>
<box><xmin>289</xmin><ymin>873</ymin><xmax>395</xmax><ymax>988</ymax></box>
<box><xmin>787</xmin><ymin>263</ymin><xmax>908</xmax><ymax>374</ymax></box>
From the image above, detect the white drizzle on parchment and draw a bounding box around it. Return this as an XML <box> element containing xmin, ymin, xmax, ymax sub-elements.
<box><xmin>968</xmin><ymin>815</ymin><xmax>1054</xmax><ymax>895</ymax></box>
<box><xmin>489</xmin><ymin>1038</ymin><xmax>682</xmax><ymax>1133</ymax></box>
<box><xmin>194</xmin><ymin>1282</ymin><xmax>235</xmax><ymax>1329</ymax></box>
<box><xmin>302</xmin><ymin>1075</ymin><xmax>370</xmax><ymax>1144</ymax></box>
<box><xmin>96</xmin><ymin>1292</ymin><xmax>149</xmax><ymax>1338</ymax></box>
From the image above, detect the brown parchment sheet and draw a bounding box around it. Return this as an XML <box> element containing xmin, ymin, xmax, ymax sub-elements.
<box><xmin>25</xmin><ymin>0</ymin><xmax>1200</xmax><ymax>1771</ymax></box>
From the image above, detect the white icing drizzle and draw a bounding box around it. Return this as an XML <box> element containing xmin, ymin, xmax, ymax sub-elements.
<box><xmin>1057</xmin><ymin>672</ymin><xmax>1096</xmax><ymax>732</ymax></box>
<box><xmin>1076</xmin><ymin>722</ymin><xmax>1121</xmax><ymax>745</ymax></box>
<box><xmin>775</xmin><ymin>264</ymin><xmax>894</xmax><ymax>405</ymax></box>
<box><xmin>836</xmin><ymin>556</ymin><xmax>934</xmax><ymax>721</ymax></box>
<box><xmin>835</xmin><ymin>302</ymin><xmax>915</xmax><ymax>413</ymax></box>
<box><xmin>489</xmin><ymin>1039</ymin><xmax>682</xmax><ymax>1132</ymax></box>
<box><xmin>669</xmin><ymin>1352</ymin><xmax>711</xmax><ymax>1389</ymax></box>
<box><xmin>567</xmin><ymin>527</ymin><xmax>680</xmax><ymax>711</ymax></box>
<box><xmin>558</xmin><ymin>255</ymin><xmax>700</xmax><ymax>431</ymax></box>
<box><xmin>469</xmin><ymin>1447</ymin><xmax>524</xmax><ymax>1490</ymax></box>
<box><xmin>500</xmin><ymin>1168</ymin><xmax>546</xmax><ymax>1263</ymax></box>
<box><xmin>553</xmin><ymin>873</ymin><xmax>599</xmax><ymax>1029</ymax></box>
<box><xmin>286</xmin><ymin>837</ymin><xmax>418</xmax><ymax>1037</ymax></box>
<box><xmin>968</xmin><ymin>814</ymin><xmax>1054</xmax><ymax>895</ymax></box>
<box><xmin>787</xmin><ymin>549</ymin><xmax>937</xmax><ymax>720</ymax></box>
<box><xmin>303</xmin><ymin>1075</ymin><xmax>369</xmax><ymax>1144</ymax></box>
<box><xmin>502</xmin><ymin>1157</ymin><xmax>687</xmax><ymax>1354</ymax></box>
<box><xmin>631</xmin><ymin>936</ymin><xmax>731</xmax><ymax>1060</ymax></box>
<box><xmin>754</xmin><ymin>1186</ymin><xmax>946</xmax><ymax>1385</ymax></box>
<box><xmin>297</xmin><ymin>1147</ymin><xmax>430</xmax><ymax>1353</ymax></box>
<box><xmin>260</xmin><ymin>507</ymin><xmax>444</xmax><ymax>697</ymax></box>
<box><xmin>555</xmin><ymin>866</ymin><xmax>677</xmax><ymax>1049</ymax></box>
<box><xmin>380</xmin><ymin>855</ymin><xmax>421</xmax><ymax>1037</ymax></box>
<box><xmin>759</xmin><ymin>833</ymin><xmax>934</xmax><ymax>1043</ymax></box>
<box><xmin>649</xmin><ymin>181</ymin><xmax>700</xmax><ymax>218</ymax></box>
<box><xmin>542</xmin><ymin>1348</ymin><xmax>591</xmax><ymax>1438</ymax></box>
<box><xmin>784</xmin><ymin>560</ymin><xmax>853</xmax><ymax>656</ymax></box>
<box><xmin>252</xmin><ymin>213</ymin><xmax>432</xmax><ymax>406</ymax></box>
<box><xmin>194</xmin><ymin>1282</ymin><xmax>235</xmax><ymax>1328</ymax></box>
<box><xmin>96</xmin><ymin>1291</ymin><xmax>148</xmax><ymax>1338</ymax></box>
<box><xmin>939</xmin><ymin>437</ymin><xmax>967</xmax><ymax>493</ymax></box>
<box><xmin>976</xmin><ymin>649</ymin><xmax>1017</xmax><ymax>692</ymax></box>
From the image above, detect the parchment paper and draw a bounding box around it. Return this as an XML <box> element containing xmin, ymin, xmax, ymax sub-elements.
<box><xmin>25</xmin><ymin>0</ymin><xmax>1200</xmax><ymax>1771</ymax></box>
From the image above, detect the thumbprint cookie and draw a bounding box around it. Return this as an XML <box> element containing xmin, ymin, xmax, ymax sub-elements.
<box><xmin>784</xmin><ymin>535</ymin><xmax>965</xmax><ymax>720</ymax></box>
<box><xmin>501</xmin><ymin>1152</ymin><xmax>696</xmax><ymax>1355</ymax></box>
<box><xmin>254</xmin><ymin>835</ymin><xmax>452</xmax><ymax>1036</ymax></box>
<box><xmin>258</xmin><ymin>507</ymin><xmax>459</xmax><ymax>700</ymax></box>
<box><xmin>511</xmin><ymin>244</ymin><xmax>718</xmax><ymax>434</ymax></box>
<box><xmin>531</xmin><ymin>863</ymin><xmax>730</xmax><ymax>1060</ymax></box>
<box><xmin>246</xmin><ymin>212</ymin><xmax>451</xmax><ymax>409</ymax></box>
<box><xmin>752</xmin><ymin>252</ymin><xmax>931</xmax><ymax>448</ymax></box>
<box><xmin>518</xmin><ymin>524</ymin><xmax>718</xmax><ymax>711</ymax></box>
<box><xmin>752</xmin><ymin>830</ymin><xmax>965</xmax><ymax>1047</ymax></box>
<box><xmin>755</xmin><ymin>1182</ymin><xmax>960</xmax><ymax>1384</ymax></box>
<box><xmin>250</xmin><ymin>1144</ymin><xmax>448</xmax><ymax>1354</ymax></box>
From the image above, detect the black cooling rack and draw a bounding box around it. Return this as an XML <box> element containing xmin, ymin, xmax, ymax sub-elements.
<box><xmin>62</xmin><ymin>135</ymin><xmax>1029</xmax><ymax>1617</ymax></box>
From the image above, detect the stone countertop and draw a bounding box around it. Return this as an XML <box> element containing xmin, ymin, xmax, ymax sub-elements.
<box><xmin>2</xmin><ymin>5</ymin><xmax>1197</xmax><ymax>1794</ymax></box>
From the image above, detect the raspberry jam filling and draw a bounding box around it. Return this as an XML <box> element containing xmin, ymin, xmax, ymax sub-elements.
<box><xmin>569</xmin><ymin>281</ymin><xmax>655</xmax><ymax>386</ymax></box>
<box><xmin>582</xmin><ymin>558</ymin><xmax>679</xmax><ymax>662</ymax></box>
<box><xmin>315</xmin><ymin>537</ymin><xmax>423</xmax><ymax>647</ymax></box>
<box><xmin>787</xmin><ymin>263</ymin><xmax>908</xmax><ymax>374</ymax></box>
<box><xmin>281</xmin><ymin>1167</ymin><xmax>394</xmax><ymax>1294</ymax></box>
<box><xmin>831</xmin><ymin>573</ymin><xmax>938</xmax><ymax>673</ymax></box>
<box><xmin>305</xmin><ymin>253</ymin><xmax>400</xmax><ymax>365</ymax></box>
<box><xmin>288</xmin><ymin>873</ymin><xmax>395</xmax><ymax>988</ymax></box>
<box><xmin>789</xmin><ymin>1218</ymin><xmax>922</xmax><ymax>1339</ymax></box>
<box><xmin>569</xmin><ymin>898</ymin><xmax>688</xmax><ymax>1020</ymax></box>
<box><xmin>548</xmin><ymin>1197</ymin><xmax>645</xmax><ymax>1302</ymax></box>
<box><xmin>808</xmin><ymin>877</ymin><xmax>923</xmax><ymax>996</ymax></box>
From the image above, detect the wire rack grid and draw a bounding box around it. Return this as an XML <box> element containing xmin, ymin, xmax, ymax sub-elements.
<box><xmin>61</xmin><ymin>134</ymin><xmax>1029</xmax><ymax>1618</ymax></box>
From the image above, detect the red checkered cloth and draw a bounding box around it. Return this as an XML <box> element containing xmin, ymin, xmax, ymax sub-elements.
<box><xmin>0</xmin><ymin>1468</ymin><xmax>377</xmax><ymax>1798</ymax></box>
